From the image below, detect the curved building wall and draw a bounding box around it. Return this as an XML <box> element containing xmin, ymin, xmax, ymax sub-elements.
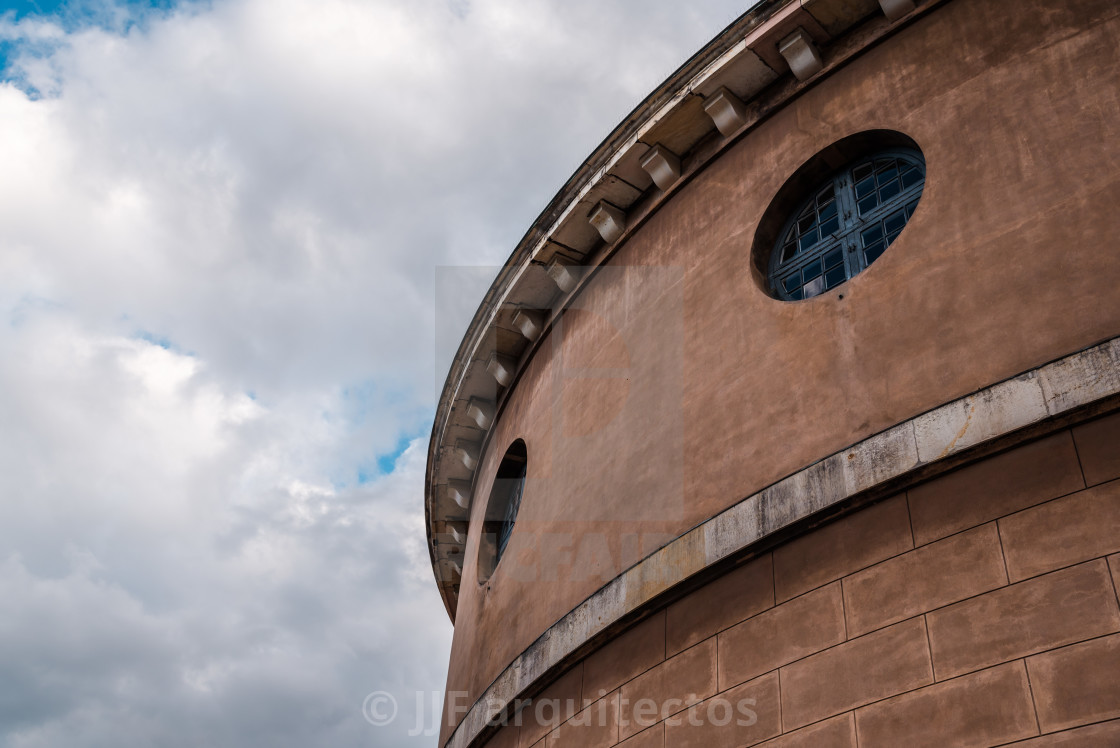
<box><xmin>481</xmin><ymin>417</ymin><xmax>1120</xmax><ymax>748</ymax></box>
<box><xmin>434</xmin><ymin>0</ymin><xmax>1120</xmax><ymax>745</ymax></box>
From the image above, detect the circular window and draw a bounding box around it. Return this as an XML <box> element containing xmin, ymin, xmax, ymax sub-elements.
<box><xmin>477</xmin><ymin>439</ymin><xmax>527</xmax><ymax>584</ymax></box>
<box><xmin>756</xmin><ymin>133</ymin><xmax>926</xmax><ymax>301</ymax></box>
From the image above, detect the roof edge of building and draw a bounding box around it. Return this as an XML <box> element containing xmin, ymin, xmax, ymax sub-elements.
<box><xmin>425</xmin><ymin>0</ymin><xmax>939</xmax><ymax>621</ymax></box>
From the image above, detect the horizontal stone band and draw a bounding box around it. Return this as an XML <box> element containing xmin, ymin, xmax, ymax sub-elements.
<box><xmin>447</xmin><ymin>335</ymin><xmax>1120</xmax><ymax>748</ymax></box>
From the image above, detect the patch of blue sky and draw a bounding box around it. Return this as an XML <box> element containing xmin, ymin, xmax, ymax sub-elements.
<box><xmin>349</xmin><ymin>428</ymin><xmax>427</xmax><ymax>486</ymax></box>
<box><xmin>0</xmin><ymin>0</ymin><xmax>195</xmax><ymax>90</ymax></box>
<box><xmin>0</xmin><ymin>1</ymin><xmax>70</xmax><ymax>20</ymax></box>
<box><xmin>339</xmin><ymin>380</ymin><xmax>427</xmax><ymax>429</ymax></box>
<box><xmin>335</xmin><ymin>380</ymin><xmax>434</xmax><ymax>486</ymax></box>
<box><xmin>133</xmin><ymin>329</ymin><xmax>173</xmax><ymax>350</ymax></box>
<box><xmin>131</xmin><ymin>329</ymin><xmax>200</xmax><ymax>358</ymax></box>
<box><xmin>0</xmin><ymin>0</ymin><xmax>182</xmax><ymax>25</ymax></box>
<box><xmin>8</xmin><ymin>294</ymin><xmax>65</xmax><ymax>327</ymax></box>
<box><xmin>375</xmin><ymin>433</ymin><xmax>419</xmax><ymax>476</ymax></box>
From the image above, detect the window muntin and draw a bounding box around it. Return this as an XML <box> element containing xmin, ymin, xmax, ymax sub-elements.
<box><xmin>495</xmin><ymin>458</ymin><xmax>526</xmax><ymax>560</ymax></box>
<box><xmin>770</xmin><ymin>150</ymin><xmax>925</xmax><ymax>300</ymax></box>
<box><xmin>477</xmin><ymin>439</ymin><xmax>527</xmax><ymax>584</ymax></box>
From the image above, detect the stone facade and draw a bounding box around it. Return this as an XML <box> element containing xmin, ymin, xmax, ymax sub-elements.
<box><xmin>426</xmin><ymin>0</ymin><xmax>1120</xmax><ymax>746</ymax></box>
<box><xmin>484</xmin><ymin>417</ymin><xmax>1120</xmax><ymax>747</ymax></box>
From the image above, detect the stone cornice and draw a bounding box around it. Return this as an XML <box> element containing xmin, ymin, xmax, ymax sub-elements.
<box><xmin>425</xmin><ymin>0</ymin><xmax>939</xmax><ymax>622</ymax></box>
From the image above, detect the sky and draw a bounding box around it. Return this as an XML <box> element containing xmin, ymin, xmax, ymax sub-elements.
<box><xmin>0</xmin><ymin>0</ymin><xmax>754</xmax><ymax>745</ymax></box>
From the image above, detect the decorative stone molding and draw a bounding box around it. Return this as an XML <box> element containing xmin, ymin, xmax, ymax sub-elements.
<box><xmin>466</xmin><ymin>397</ymin><xmax>496</xmax><ymax>430</ymax></box>
<box><xmin>545</xmin><ymin>257</ymin><xmax>581</xmax><ymax>294</ymax></box>
<box><xmin>427</xmin><ymin>0</ymin><xmax>954</xmax><ymax>622</ymax></box>
<box><xmin>444</xmin><ymin>336</ymin><xmax>1120</xmax><ymax>748</ymax></box>
<box><xmin>446</xmin><ymin>522</ymin><xmax>468</xmax><ymax>545</ymax></box>
<box><xmin>779</xmin><ymin>28</ymin><xmax>824</xmax><ymax>81</ymax></box>
<box><xmin>702</xmin><ymin>87</ymin><xmax>748</xmax><ymax>138</ymax></box>
<box><xmin>447</xmin><ymin>480</ymin><xmax>473</xmax><ymax>510</ymax></box>
<box><xmin>879</xmin><ymin>0</ymin><xmax>917</xmax><ymax>22</ymax></box>
<box><xmin>511</xmin><ymin>309</ymin><xmax>545</xmax><ymax>343</ymax></box>
<box><xmin>434</xmin><ymin>486</ymin><xmax>470</xmax><ymax>523</ymax></box>
<box><xmin>588</xmin><ymin>200</ymin><xmax>627</xmax><ymax>244</ymax></box>
<box><xmin>485</xmin><ymin>352</ymin><xmax>517</xmax><ymax>388</ymax></box>
<box><xmin>453</xmin><ymin>442</ymin><xmax>480</xmax><ymax>472</ymax></box>
<box><xmin>640</xmin><ymin>144</ymin><xmax>682</xmax><ymax>192</ymax></box>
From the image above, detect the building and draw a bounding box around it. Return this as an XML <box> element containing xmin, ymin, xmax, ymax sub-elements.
<box><xmin>425</xmin><ymin>0</ymin><xmax>1120</xmax><ymax>746</ymax></box>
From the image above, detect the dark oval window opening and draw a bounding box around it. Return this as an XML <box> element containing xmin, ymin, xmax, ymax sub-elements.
<box><xmin>753</xmin><ymin>131</ymin><xmax>926</xmax><ymax>301</ymax></box>
<box><xmin>477</xmin><ymin>439</ymin><xmax>527</xmax><ymax>584</ymax></box>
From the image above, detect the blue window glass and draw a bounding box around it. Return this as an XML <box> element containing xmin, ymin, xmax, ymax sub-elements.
<box><xmin>477</xmin><ymin>439</ymin><xmax>528</xmax><ymax>584</ymax></box>
<box><xmin>496</xmin><ymin>464</ymin><xmax>526</xmax><ymax>559</ymax></box>
<box><xmin>769</xmin><ymin>149</ymin><xmax>925</xmax><ymax>300</ymax></box>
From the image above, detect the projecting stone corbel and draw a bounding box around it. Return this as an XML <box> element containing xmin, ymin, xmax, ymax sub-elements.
<box><xmin>454</xmin><ymin>439</ymin><xmax>480</xmax><ymax>471</ymax></box>
<box><xmin>448</xmin><ymin>557</ymin><xmax>463</xmax><ymax>576</ymax></box>
<box><xmin>640</xmin><ymin>144</ymin><xmax>682</xmax><ymax>192</ymax></box>
<box><xmin>879</xmin><ymin>0</ymin><xmax>916</xmax><ymax>21</ymax></box>
<box><xmin>588</xmin><ymin>200</ymin><xmax>626</xmax><ymax>244</ymax></box>
<box><xmin>511</xmin><ymin>308</ymin><xmax>545</xmax><ymax>342</ymax></box>
<box><xmin>446</xmin><ymin>522</ymin><xmax>468</xmax><ymax>545</ymax></box>
<box><xmin>703</xmin><ymin>87</ymin><xmax>747</xmax><ymax>138</ymax></box>
<box><xmin>778</xmin><ymin>28</ymin><xmax>823</xmax><ymax>81</ymax></box>
<box><xmin>545</xmin><ymin>256</ymin><xmax>581</xmax><ymax>293</ymax></box>
<box><xmin>486</xmin><ymin>352</ymin><xmax>517</xmax><ymax>387</ymax></box>
<box><xmin>447</xmin><ymin>478</ymin><xmax>473</xmax><ymax>508</ymax></box>
<box><xmin>466</xmin><ymin>397</ymin><xmax>495</xmax><ymax>430</ymax></box>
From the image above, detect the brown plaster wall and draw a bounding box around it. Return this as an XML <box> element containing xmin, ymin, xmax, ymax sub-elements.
<box><xmin>482</xmin><ymin>414</ymin><xmax>1120</xmax><ymax>747</ymax></box>
<box><xmin>442</xmin><ymin>0</ymin><xmax>1120</xmax><ymax>737</ymax></box>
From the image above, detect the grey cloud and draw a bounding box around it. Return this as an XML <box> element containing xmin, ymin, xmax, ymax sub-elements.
<box><xmin>0</xmin><ymin>1</ymin><xmax>755</xmax><ymax>745</ymax></box>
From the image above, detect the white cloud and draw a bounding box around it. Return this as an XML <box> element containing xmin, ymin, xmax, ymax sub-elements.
<box><xmin>0</xmin><ymin>0</ymin><xmax>754</xmax><ymax>745</ymax></box>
